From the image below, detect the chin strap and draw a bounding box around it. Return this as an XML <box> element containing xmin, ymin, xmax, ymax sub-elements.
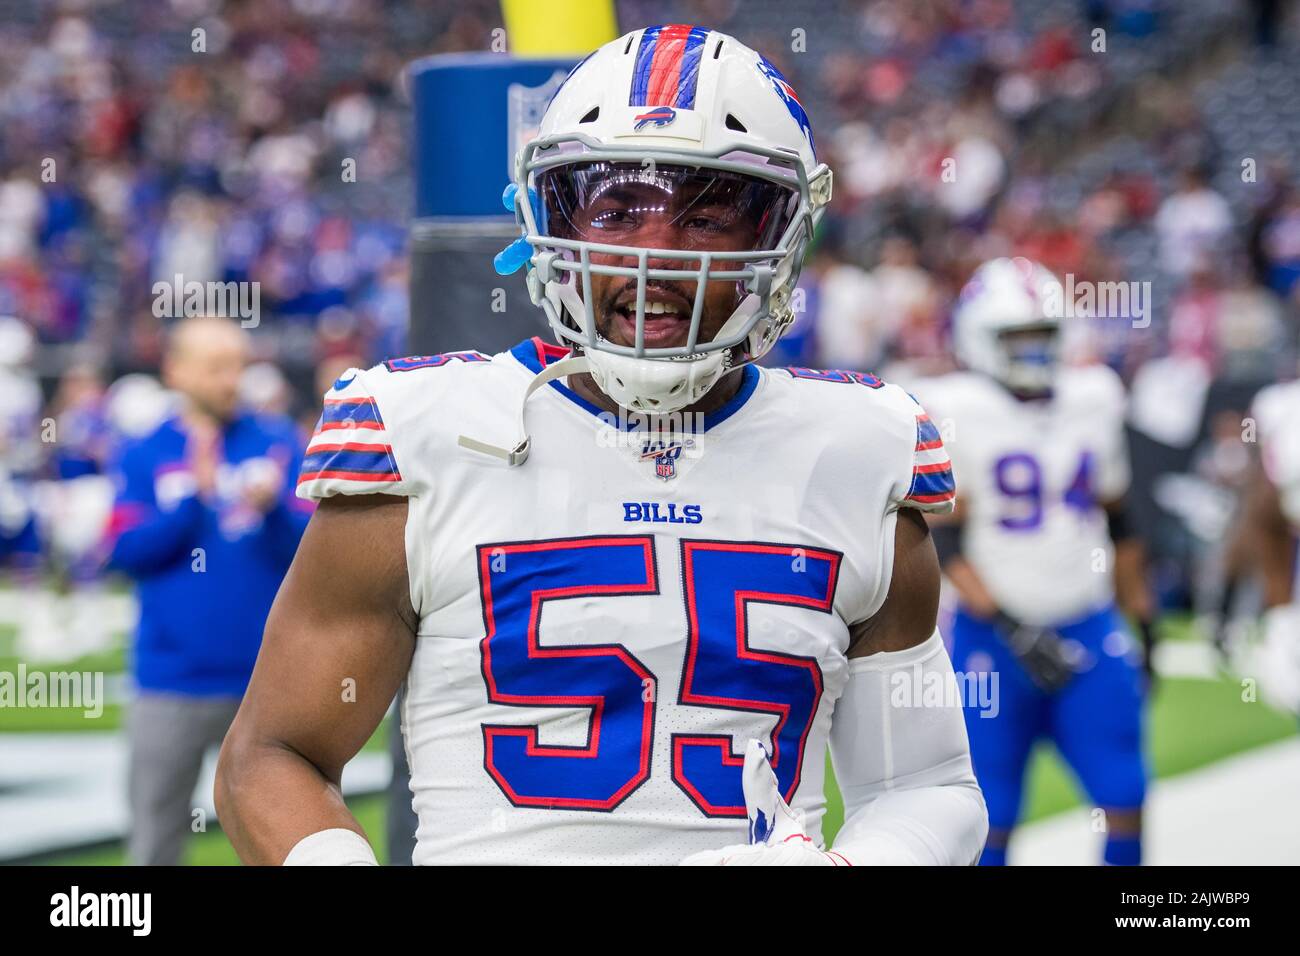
<box><xmin>457</xmin><ymin>297</ymin><xmax>768</xmax><ymax>468</ymax></box>
<box><xmin>457</xmin><ymin>354</ymin><xmax>591</xmax><ymax>467</ymax></box>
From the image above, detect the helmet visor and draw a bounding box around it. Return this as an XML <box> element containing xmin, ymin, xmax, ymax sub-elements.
<box><xmin>998</xmin><ymin>324</ymin><xmax>1060</xmax><ymax>365</ymax></box>
<box><xmin>538</xmin><ymin>161</ymin><xmax>798</xmax><ymax>253</ymax></box>
<box><xmin>997</xmin><ymin>324</ymin><xmax>1060</xmax><ymax>393</ymax></box>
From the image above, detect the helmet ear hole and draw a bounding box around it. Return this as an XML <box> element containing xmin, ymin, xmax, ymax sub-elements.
<box><xmin>725</xmin><ymin>114</ymin><xmax>747</xmax><ymax>133</ymax></box>
<box><xmin>579</xmin><ymin>106</ymin><xmax>599</xmax><ymax>124</ymax></box>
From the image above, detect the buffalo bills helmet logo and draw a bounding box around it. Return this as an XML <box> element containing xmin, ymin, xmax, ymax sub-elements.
<box><xmin>634</xmin><ymin>106</ymin><xmax>677</xmax><ymax>130</ymax></box>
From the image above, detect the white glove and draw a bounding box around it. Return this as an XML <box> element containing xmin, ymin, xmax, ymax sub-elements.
<box><xmin>679</xmin><ymin>739</ymin><xmax>848</xmax><ymax>866</ymax></box>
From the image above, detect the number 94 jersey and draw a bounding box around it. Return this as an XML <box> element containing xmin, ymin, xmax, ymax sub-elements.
<box><xmin>909</xmin><ymin>365</ymin><xmax>1130</xmax><ymax>626</ymax></box>
<box><xmin>296</xmin><ymin>339</ymin><xmax>954</xmax><ymax>864</ymax></box>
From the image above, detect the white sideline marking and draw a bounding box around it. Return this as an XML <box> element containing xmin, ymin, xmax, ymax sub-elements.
<box><xmin>1010</xmin><ymin>737</ymin><xmax>1300</xmax><ymax>865</ymax></box>
<box><xmin>0</xmin><ymin>733</ymin><xmax>392</xmax><ymax>860</ymax></box>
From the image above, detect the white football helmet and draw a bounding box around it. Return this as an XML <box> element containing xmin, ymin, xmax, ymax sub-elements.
<box><xmin>105</xmin><ymin>374</ymin><xmax>174</xmax><ymax>439</ymax></box>
<box><xmin>0</xmin><ymin>316</ymin><xmax>35</xmax><ymax>369</ymax></box>
<box><xmin>953</xmin><ymin>257</ymin><xmax>1065</xmax><ymax>396</ymax></box>
<box><xmin>510</xmin><ymin>24</ymin><xmax>832</xmax><ymax>416</ymax></box>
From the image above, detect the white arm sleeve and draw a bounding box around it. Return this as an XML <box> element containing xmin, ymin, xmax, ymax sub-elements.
<box><xmin>282</xmin><ymin>828</ymin><xmax>379</xmax><ymax>866</ymax></box>
<box><xmin>828</xmin><ymin>630</ymin><xmax>988</xmax><ymax>865</ymax></box>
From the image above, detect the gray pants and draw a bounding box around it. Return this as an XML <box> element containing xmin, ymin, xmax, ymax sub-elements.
<box><xmin>127</xmin><ymin>691</ymin><xmax>241</xmax><ymax>866</ymax></box>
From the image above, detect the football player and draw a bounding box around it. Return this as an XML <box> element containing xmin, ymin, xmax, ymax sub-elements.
<box><xmin>0</xmin><ymin>318</ymin><xmax>43</xmax><ymax>607</ymax></box>
<box><xmin>215</xmin><ymin>25</ymin><xmax>987</xmax><ymax>865</ymax></box>
<box><xmin>910</xmin><ymin>258</ymin><xmax>1152</xmax><ymax>866</ymax></box>
<box><xmin>1239</xmin><ymin>379</ymin><xmax>1300</xmax><ymax>717</ymax></box>
<box><xmin>0</xmin><ymin>317</ymin><xmax>42</xmax><ymax>572</ymax></box>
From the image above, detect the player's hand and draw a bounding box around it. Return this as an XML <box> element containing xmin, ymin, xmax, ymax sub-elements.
<box><xmin>678</xmin><ymin>739</ymin><xmax>846</xmax><ymax>866</ymax></box>
<box><xmin>992</xmin><ymin>611</ymin><xmax>1079</xmax><ymax>693</ymax></box>
<box><xmin>240</xmin><ymin>457</ymin><xmax>285</xmax><ymax>513</ymax></box>
<box><xmin>183</xmin><ymin>415</ymin><xmax>221</xmax><ymax>498</ymax></box>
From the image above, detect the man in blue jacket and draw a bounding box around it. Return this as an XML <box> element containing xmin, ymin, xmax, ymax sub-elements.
<box><xmin>108</xmin><ymin>316</ymin><xmax>313</xmax><ymax>865</ymax></box>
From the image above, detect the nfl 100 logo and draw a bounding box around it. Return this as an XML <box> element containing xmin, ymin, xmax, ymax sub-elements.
<box><xmin>640</xmin><ymin>437</ymin><xmax>696</xmax><ymax>480</ymax></box>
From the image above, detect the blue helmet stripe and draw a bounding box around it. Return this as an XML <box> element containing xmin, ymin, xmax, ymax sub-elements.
<box><xmin>629</xmin><ymin>25</ymin><xmax>663</xmax><ymax>106</ymax></box>
<box><xmin>673</xmin><ymin>26</ymin><xmax>710</xmax><ymax>109</ymax></box>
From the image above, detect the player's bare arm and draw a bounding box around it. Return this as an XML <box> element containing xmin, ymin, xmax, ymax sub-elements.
<box><xmin>928</xmin><ymin>499</ymin><xmax>1000</xmax><ymax>619</ymax></box>
<box><xmin>1103</xmin><ymin>497</ymin><xmax>1153</xmax><ymax>623</ymax></box>
<box><xmin>214</xmin><ymin>494</ymin><xmax>415</xmax><ymax>865</ymax></box>
<box><xmin>847</xmin><ymin>509</ymin><xmax>940</xmax><ymax>657</ymax></box>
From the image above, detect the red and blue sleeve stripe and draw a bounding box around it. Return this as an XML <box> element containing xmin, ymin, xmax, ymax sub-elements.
<box><xmin>298</xmin><ymin>442</ymin><xmax>401</xmax><ymax>485</ymax></box>
<box><xmin>906</xmin><ymin>414</ymin><xmax>955</xmax><ymax>506</ymax></box>
<box><xmin>320</xmin><ymin>396</ymin><xmax>385</xmax><ymax>429</ymax></box>
<box><xmin>909</xmin><ymin>466</ymin><xmax>956</xmax><ymax>503</ymax></box>
<box><xmin>300</xmin><ymin>392</ymin><xmax>402</xmax><ymax>485</ymax></box>
<box><xmin>630</xmin><ymin>24</ymin><xmax>710</xmax><ymax>109</ymax></box>
<box><xmin>915</xmin><ymin>414</ymin><xmax>943</xmax><ymax>451</ymax></box>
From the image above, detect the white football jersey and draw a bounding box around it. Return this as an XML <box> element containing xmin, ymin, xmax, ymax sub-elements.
<box><xmin>1252</xmin><ymin>380</ymin><xmax>1300</xmax><ymax>602</ymax></box>
<box><xmin>1253</xmin><ymin>380</ymin><xmax>1300</xmax><ymax>531</ymax></box>
<box><xmin>0</xmin><ymin>367</ymin><xmax>42</xmax><ymax>475</ymax></box>
<box><xmin>297</xmin><ymin>338</ymin><xmax>954</xmax><ymax>865</ymax></box>
<box><xmin>0</xmin><ymin>367</ymin><xmax>42</xmax><ymax>535</ymax></box>
<box><xmin>909</xmin><ymin>365</ymin><xmax>1130</xmax><ymax>626</ymax></box>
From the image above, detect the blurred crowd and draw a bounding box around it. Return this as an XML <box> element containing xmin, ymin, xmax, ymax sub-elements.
<box><xmin>734</xmin><ymin>0</ymin><xmax>1299</xmax><ymax>612</ymax></box>
<box><xmin>750</xmin><ymin>0</ymin><xmax>1300</xmax><ymax>384</ymax></box>
<box><xmin>0</xmin><ymin>0</ymin><xmax>1298</xmax><ymax>625</ymax></box>
<box><xmin>0</xmin><ymin>0</ymin><xmax>507</xmax><ymax>403</ymax></box>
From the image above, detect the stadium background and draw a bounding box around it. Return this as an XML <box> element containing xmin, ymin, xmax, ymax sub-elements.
<box><xmin>1</xmin><ymin>0</ymin><xmax>1298</xmax><ymax>864</ymax></box>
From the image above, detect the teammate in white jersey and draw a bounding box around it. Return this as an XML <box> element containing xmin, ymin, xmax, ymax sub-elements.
<box><xmin>216</xmin><ymin>25</ymin><xmax>987</xmax><ymax>865</ymax></box>
<box><xmin>910</xmin><ymin>257</ymin><xmax>1152</xmax><ymax>866</ymax></box>
<box><xmin>0</xmin><ymin>317</ymin><xmax>42</xmax><ymax>573</ymax></box>
<box><xmin>1238</xmin><ymin>380</ymin><xmax>1300</xmax><ymax>716</ymax></box>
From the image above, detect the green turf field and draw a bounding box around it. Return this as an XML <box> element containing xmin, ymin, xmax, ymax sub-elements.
<box><xmin>6</xmin><ymin>613</ymin><xmax>1294</xmax><ymax>864</ymax></box>
<box><xmin>0</xmin><ymin>644</ymin><xmax>128</xmax><ymax>732</ymax></box>
<box><xmin>18</xmin><ymin>667</ymin><xmax>1293</xmax><ymax>865</ymax></box>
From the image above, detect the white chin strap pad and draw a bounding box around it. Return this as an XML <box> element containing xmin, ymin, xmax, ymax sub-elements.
<box><xmin>579</xmin><ymin>292</ymin><xmax>764</xmax><ymax>415</ymax></box>
<box><xmin>459</xmin><ymin>291</ymin><xmax>769</xmax><ymax>464</ymax></box>
<box><xmin>585</xmin><ymin>348</ymin><xmax>727</xmax><ymax>414</ymax></box>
